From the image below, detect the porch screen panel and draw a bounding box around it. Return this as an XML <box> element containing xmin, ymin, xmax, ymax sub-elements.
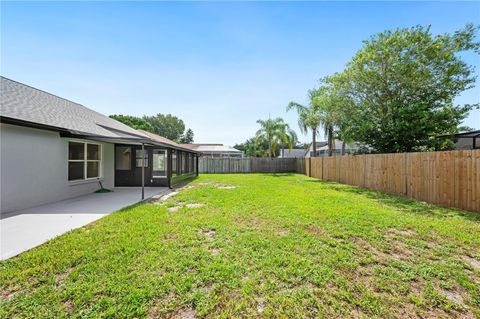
<box><xmin>182</xmin><ymin>152</ymin><xmax>187</xmax><ymax>174</ymax></box>
<box><xmin>172</xmin><ymin>150</ymin><xmax>177</xmax><ymax>176</ymax></box>
<box><xmin>115</xmin><ymin>147</ymin><xmax>131</xmax><ymax>170</ymax></box>
<box><xmin>152</xmin><ymin>149</ymin><xmax>167</xmax><ymax>177</ymax></box>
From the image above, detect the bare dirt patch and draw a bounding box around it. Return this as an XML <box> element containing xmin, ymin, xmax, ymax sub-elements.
<box><xmin>186</xmin><ymin>203</ymin><xmax>204</xmax><ymax>209</ymax></box>
<box><xmin>63</xmin><ymin>300</ymin><xmax>75</xmax><ymax>313</ymax></box>
<box><xmin>199</xmin><ymin>229</ymin><xmax>216</xmax><ymax>241</ymax></box>
<box><xmin>277</xmin><ymin>229</ymin><xmax>290</xmax><ymax>237</ymax></box>
<box><xmin>255</xmin><ymin>297</ymin><xmax>266</xmax><ymax>314</ymax></box>
<box><xmin>389</xmin><ymin>239</ymin><xmax>414</xmax><ymax>260</ymax></box>
<box><xmin>148</xmin><ymin>291</ymin><xmax>177</xmax><ymax>319</ymax></box>
<box><xmin>387</xmin><ymin>228</ymin><xmax>416</xmax><ymax>237</ymax></box>
<box><xmin>168</xmin><ymin>206</ymin><xmax>182</xmax><ymax>212</ymax></box>
<box><xmin>463</xmin><ymin>256</ymin><xmax>480</xmax><ymax>271</ymax></box>
<box><xmin>304</xmin><ymin>225</ymin><xmax>325</xmax><ymax>237</ymax></box>
<box><xmin>210</xmin><ymin>247</ymin><xmax>220</xmax><ymax>256</ymax></box>
<box><xmin>56</xmin><ymin>267</ymin><xmax>74</xmax><ymax>287</ymax></box>
<box><xmin>1</xmin><ymin>288</ymin><xmax>23</xmax><ymax>301</ymax></box>
<box><xmin>353</xmin><ymin>236</ymin><xmax>415</xmax><ymax>262</ymax></box>
<box><xmin>198</xmin><ymin>229</ymin><xmax>219</xmax><ymax>255</ymax></box>
<box><xmin>170</xmin><ymin>308</ymin><xmax>197</xmax><ymax>319</ymax></box>
<box><xmin>217</xmin><ymin>185</ymin><xmax>237</xmax><ymax>189</ymax></box>
<box><xmin>197</xmin><ymin>182</ymin><xmax>238</xmax><ymax>190</ymax></box>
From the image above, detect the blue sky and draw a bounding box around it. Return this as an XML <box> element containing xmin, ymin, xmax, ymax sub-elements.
<box><xmin>2</xmin><ymin>1</ymin><xmax>479</xmax><ymax>146</ymax></box>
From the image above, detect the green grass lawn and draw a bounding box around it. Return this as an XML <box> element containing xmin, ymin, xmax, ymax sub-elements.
<box><xmin>1</xmin><ymin>174</ymin><xmax>479</xmax><ymax>318</ymax></box>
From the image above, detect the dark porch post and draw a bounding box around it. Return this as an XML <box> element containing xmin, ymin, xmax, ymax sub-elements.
<box><xmin>141</xmin><ymin>143</ymin><xmax>145</xmax><ymax>200</ymax></box>
<box><xmin>167</xmin><ymin>149</ymin><xmax>172</xmax><ymax>189</ymax></box>
<box><xmin>196</xmin><ymin>154</ymin><xmax>199</xmax><ymax>176</ymax></box>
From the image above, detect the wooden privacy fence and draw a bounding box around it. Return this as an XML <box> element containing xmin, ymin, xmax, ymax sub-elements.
<box><xmin>199</xmin><ymin>157</ymin><xmax>306</xmax><ymax>174</ymax></box>
<box><xmin>305</xmin><ymin>150</ymin><xmax>480</xmax><ymax>212</ymax></box>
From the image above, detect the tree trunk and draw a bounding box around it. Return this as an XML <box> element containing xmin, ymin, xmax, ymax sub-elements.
<box><xmin>328</xmin><ymin>126</ymin><xmax>334</xmax><ymax>157</ymax></box>
<box><xmin>341</xmin><ymin>140</ymin><xmax>346</xmax><ymax>155</ymax></box>
<box><xmin>269</xmin><ymin>139</ymin><xmax>272</xmax><ymax>158</ymax></box>
<box><xmin>312</xmin><ymin>128</ymin><xmax>317</xmax><ymax>157</ymax></box>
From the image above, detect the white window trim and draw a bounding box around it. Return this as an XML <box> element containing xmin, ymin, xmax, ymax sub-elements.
<box><xmin>68</xmin><ymin>140</ymin><xmax>103</xmax><ymax>182</ymax></box>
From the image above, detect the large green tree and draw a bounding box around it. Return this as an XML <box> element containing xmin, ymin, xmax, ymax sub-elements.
<box><xmin>335</xmin><ymin>24</ymin><xmax>479</xmax><ymax>153</ymax></box>
<box><xmin>234</xmin><ymin>137</ymin><xmax>269</xmax><ymax>157</ymax></box>
<box><xmin>143</xmin><ymin>114</ymin><xmax>188</xmax><ymax>142</ymax></box>
<box><xmin>109</xmin><ymin>114</ymin><xmax>153</xmax><ymax>131</ymax></box>
<box><xmin>179</xmin><ymin>128</ymin><xmax>194</xmax><ymax>144</ymax></box>
<box><xmin>110</xmin><ymin>113</ymin><xmax>194</xmax><ymax>143</ymax></box>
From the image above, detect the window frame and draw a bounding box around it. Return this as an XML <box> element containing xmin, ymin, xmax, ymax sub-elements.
<box><xmin>68</xmin><ymin>140</ymin><xmax>103</xmax><ymax>182</ymax></box>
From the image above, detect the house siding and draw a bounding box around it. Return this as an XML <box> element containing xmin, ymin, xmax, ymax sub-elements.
<box><xmin>0</xmin><ymin>123</ymin><xmax>114</xmax><ymax>213</ymax></box>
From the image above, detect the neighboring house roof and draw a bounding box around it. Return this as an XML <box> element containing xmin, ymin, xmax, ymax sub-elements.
<box><xmin>137</xmin><ymin>129</ymin><xmax>198</xmax><ymax>153</ymax></box>
<box><xmin>453</xmin><ymin>130</ymin><xmax>480</xmax><ymax>138</ymax></box>
<box><xmin>0</xmin><ymin>76</ymin><xmax>147</xmax><ymax>140</ymax></box>
<box><xmin>278</xmin><ymin>149</ymin><xmax>306</xmax><ymax>158</ymax></box>
<box><xmin>180</xmin><ymin>143</ymin><xmax>242</xmax><ymax>153</ymax></box>
<box><xmin>312</xmin><ymin>141</ymin><xmax>328</xmax><ymax>149</ymax></box>
<box><xmin>316</xmin><ymin>140</ymin><xmax>354</xmax><ymax>151</ymax></box>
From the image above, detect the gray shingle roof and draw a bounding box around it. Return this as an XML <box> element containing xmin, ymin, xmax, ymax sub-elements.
<box><xmin>0</xmin><ymin>76</ymin><xmax>147</xmax><ymax>139</ymax></box>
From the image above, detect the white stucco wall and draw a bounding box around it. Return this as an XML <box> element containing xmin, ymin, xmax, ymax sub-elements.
<box><xmin>0</xmin><ymin>123</ymin><xmax>114</xmax><ymax>213</ymax></box>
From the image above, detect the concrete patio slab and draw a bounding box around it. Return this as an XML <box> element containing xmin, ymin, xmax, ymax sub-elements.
<box><xmin>0</xmin><ymin>187</ymin><xmax>168</xmax><ymax>260</ymax></box>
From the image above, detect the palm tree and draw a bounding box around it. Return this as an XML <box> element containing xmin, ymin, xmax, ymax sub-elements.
<box><xmin>255</xmin><ymin>117</ymin><xmax>295</xmax><ymax>158</ymax></box>
<box><xmin>312</xmin><ymin>88</ymin><xmax>338</xmax><ymax>156</ymax></box>
<box><xmin>287</xmin><ymin>89</ymin><xmax>322</xmax><ymax>157</ymax></box>
<box><xmin>289</xmin><ymin>86</ymin><xmax>345</xmax><ymax>157</ymax></box>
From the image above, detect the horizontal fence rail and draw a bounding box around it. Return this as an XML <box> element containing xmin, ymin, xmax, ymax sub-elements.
<box><xmin>199</xmin><ymin>157</ymin><xmax>306</xmax><ymax>174</ymax></box>
<box><xmin>305</xmin><ymin>150</ymin><xmax>480</xmax><ymax>212</ymax></box>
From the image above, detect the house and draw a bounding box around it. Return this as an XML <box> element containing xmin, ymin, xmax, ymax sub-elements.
<box><xmin>180</xmin><ymin>143</ymin><xmax>243</xmax><ymax>158</ymax></box>
<box><xmin>277</xmin><ymin>148</ymin><xmax>306</xmax><ymax>158</ymax></box>
<box><xmin>0</xmin><ymin>77</ymin><xmax>199</xmax><ymax>214</ymax></box>
<box><xmin>452</xmin><ymin>130</ymin><xmax>480</xmax><ymax>150</ymax></box>
<box><xmin>304</xmin><ymin>140</ymin><xmax>360</xmax><ymax>157</ymax></box>
<box><xmin>304</xmin><ymin>141</ymin><xmax>328</xmax><ymax>157</ymax></box>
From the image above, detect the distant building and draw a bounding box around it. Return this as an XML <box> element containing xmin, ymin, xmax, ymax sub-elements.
<box><xmin>181</xmin><ymin>143</ymin><xmax>244</xmax><ymax>158</ymax></box>
<box><xmin>305</xmin><ymin>140</ymin><xmax>361</xmax><ymax>157</ymax></box>
<box><xmin>277</xmin><ymin>148</ymin><xmax>307</xmax><ymax>158</ymax></box>
<box><xmin>453</xmin><ymin>130</ymin><xmax>480</xmax><ymax>150</ymax></box>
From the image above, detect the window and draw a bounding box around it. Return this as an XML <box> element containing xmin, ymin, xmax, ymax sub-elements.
<box><xmin>152</xmin><ymin>149</ymin><xmax>167</xmax><ymax>177</ymax></box>
<box><xmin>68</xmin><ymin>141</ymin><xmax>101</xmax><ymax>181</ymax></box>
<box><xmin>115</xmin><ymin>147</ymin><xmax>131</xmax><ymax>170</ymax></box>
<box><xmin>136</xmin><ymin>149</ymin><xmax>148</xmax><ymax>167</ymax></box>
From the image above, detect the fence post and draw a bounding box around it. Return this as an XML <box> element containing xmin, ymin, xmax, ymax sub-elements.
<box><xmin>403</xmin><ymin>153</ymin><xmax>408</xmax><ymax>196</ymax></box>
<box><xmin>309</xmin><ymin>158</ymin><xmax>312</xmax><ymax>177</ymax></box>
<box><xmin>321</xmin><ymin>156</ymin><xmax>324</xmax><ymax>180</ymax></box>
<box><xmin>363</xmin><ymin>155</ymin><xmax>366</xmax><ymax>188</ymax></box>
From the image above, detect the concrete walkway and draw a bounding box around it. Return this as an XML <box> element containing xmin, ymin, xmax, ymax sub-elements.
<box><xmin>0</xmin><ymin>187</ymin><xmax>168</xmax><ymax>260</ymax></box>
